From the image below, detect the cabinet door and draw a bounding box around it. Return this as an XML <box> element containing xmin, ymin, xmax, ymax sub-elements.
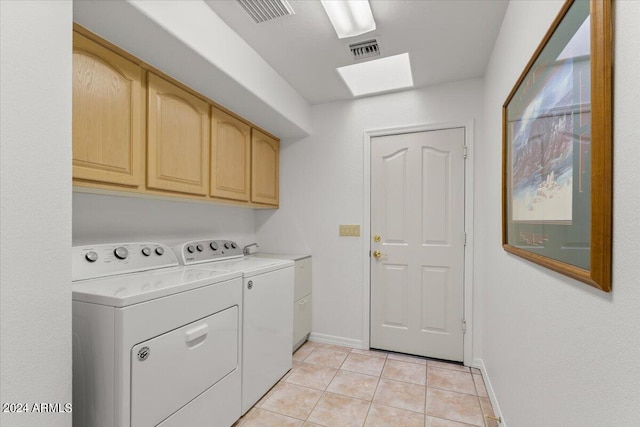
<box><xmin>251</xmin><ymin>130</ymin><xmax>279</xmax><ymax>206</ymax></box>
<box><xmin>210</xmin><ymin>107</ymin><xmax>251</xmax><ymax>201</ymax></box>
<box><xmin>72</xmin><ymin>33</ymin><xmax>144</xmax><ymax>187</ymax></box>
<box><xmin>147</xmin><ymin>73</ymin><xmax>209</xmax><ymax>196</ymax></box>
<box><xmin>293</xmin><ymin>294</ymin><xmax>312</xmax><ymax>349</ymax></box>
<box><xmin>293</xmin><ymin>257</ymin><xmax>312</xmax><ymax>302</ymax></box>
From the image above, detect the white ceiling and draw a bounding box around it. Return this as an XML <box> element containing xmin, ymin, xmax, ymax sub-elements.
<box><xmin>205</xmin><ymin>0</ymin><xmax>509</xmax><ymax>105</ymax></box>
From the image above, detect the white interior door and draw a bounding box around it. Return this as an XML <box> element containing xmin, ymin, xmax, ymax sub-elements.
<box><xmin>370</xmin><ymin>128</ymin><xmax>465</xmax><ymax>362</ymax></box>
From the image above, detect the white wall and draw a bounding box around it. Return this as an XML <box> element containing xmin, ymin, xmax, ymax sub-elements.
<box><xmin>257</xmin><ymin>79</ymin><xmax>484</xmax><ymax>349</ymax></box>
<box><xmin>479</xmin><ymin>1</ymin><xmax>640</xmax><ymax>426</ymax></box>
<box><xmin>73</xmin><ymin>193</ymin><xmax>257</xmax><ymax>248</ymax></box>
<box><xmin>0</xmin><ymin>2</ymin><xmax>73</xmax><ymax>426</ymax></box>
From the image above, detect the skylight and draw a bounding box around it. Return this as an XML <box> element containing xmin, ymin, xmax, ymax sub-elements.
<box><xmin>337</xmin><ymin>53</ymin><xmax>414</xmax><ymax>97</ymax></box>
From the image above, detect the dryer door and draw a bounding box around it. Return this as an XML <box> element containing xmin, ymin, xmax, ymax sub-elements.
<box><xmin>130</xmin><ymin>305</ymin><xmax>238</xmax><ymax>426</ymax></box>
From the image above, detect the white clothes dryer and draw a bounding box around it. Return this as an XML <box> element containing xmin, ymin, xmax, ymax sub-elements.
<box><xmin>72</xmin><ymin>242</ymin><xmax>243</xmax><ymax>427</ymax></box>
<box><xmin>173</xmin><ymin>239</ymin><xmax>294</xmax><ymax>414</ymax></box>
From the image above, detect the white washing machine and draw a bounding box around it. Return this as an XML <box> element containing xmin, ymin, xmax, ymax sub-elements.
<box><xmin>173</xmin><ymin>239</ymin><xmax>294</xmax><ymax>414</ymax></box>
<box><xmin>72</xmin><ymin>242</ymin><xmax>243</xmax><ymax>427</ymax></box>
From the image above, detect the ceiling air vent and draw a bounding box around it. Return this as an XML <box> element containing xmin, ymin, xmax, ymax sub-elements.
<box><xmin>237</xmin><ymin>0</ymin><xmax>295</xmax><ymax>23</ymax></box>
<box><xmin>349</xmin><ymin>39</ymin><xmax>381</xmax><ymax>61</ymax></box>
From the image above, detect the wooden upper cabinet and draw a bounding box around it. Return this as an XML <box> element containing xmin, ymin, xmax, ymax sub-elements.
<box><xmin>147</xmin><ymin>73</ymin><xmax>210</xmax><ymax>196</ymax></box>
<box><xmin>251</xmin><ymin>130</ymin><xmax>280</xmax><ymax>206</ymax></box>
<box><xmin>72</xmin><ymin>28</ymin><xmax>281</xmax><ymax>208</ymax></box>
<box><xmin>210</xmin><ymin>107</ymin><xmax>251</xmax><ymax>201</ymax></box>
<box><xmin>72</xmin><ymin>33</ymin><xmax>144</xmax><ymax>187</ymax></box>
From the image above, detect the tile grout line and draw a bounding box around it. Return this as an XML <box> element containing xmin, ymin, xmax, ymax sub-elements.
<box><xmin>345</xmin><ymin>347</ymin><xmax>375</xmax><ymax>427</ymax></box>
<box><xmin>426</xmin><ymin>357</ymin><xmax>489</xmax><ymax>426</ymax></box>
<box><xmin>266</xmin><ymin>344</ymin><xmax>318</xmax><ymax>423</ymax></box>
<box><xmin>362</xmin><ymin>354</ymin><xmax>387</xmax><ymax>425</ymax></box>
<box><xmin>426</xmin><ymin>384</ymin><xmax>482</xmax><ymax>397</ymax></box>
<box><xmin>301</xmin><ymin>346</ymin><xmax>349</xmax><ymax>425</ymax></box>
<box><xmin>472</xmin><ymin>370</ymin><xmax>488</xmax><ymax>427</ymax></box>
<box><xmin>425</xmin><ymin>360</ymin><xmax>429</xmax><ymax>419</ymax></box>
<box><xmin>469</xmin><ymin>367</ymin><xmax>487</xmax><ymax>427</ymax></box>
<box><xmin>253</xmin><ymin>406</ymin><xmax>307</xmax><ymax>423</ymax></box>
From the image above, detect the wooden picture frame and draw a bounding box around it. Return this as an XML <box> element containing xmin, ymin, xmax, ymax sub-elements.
<box><xmin>502</xmin><ymin>0</ymin><xmax>612</xmax><ymax>292</ymax></box>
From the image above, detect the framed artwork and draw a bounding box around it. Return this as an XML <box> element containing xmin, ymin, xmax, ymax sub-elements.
<box><xmin>502</xmin><ymin>0</ymin><xmax>612</xmax><ymax>292</ymax></box>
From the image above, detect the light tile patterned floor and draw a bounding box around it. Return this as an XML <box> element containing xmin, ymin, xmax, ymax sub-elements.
<box><xmin>234</xmin><ymin>341</ymin><xmax>498</xmax><ymax>427</ymax></box>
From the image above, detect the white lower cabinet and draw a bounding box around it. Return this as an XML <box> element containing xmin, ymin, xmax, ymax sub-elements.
<box><xmin>293</xmin><ymin>294</ymin><xmax>312</xmax><ymax>349</ymax></box>
<box><xmin>292</xmin><ymin>256</ymin><xmax>312</xmax><ymax>350</ymax></box>
<box><xmin>252</xmin><ymin>254</ymin><xmax>312</xmax><ymax>351</ymax></box>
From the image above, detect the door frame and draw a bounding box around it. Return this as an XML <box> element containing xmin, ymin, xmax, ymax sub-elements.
<box><xmin>362</xmin><ymin>121</ymin><xmax>475</xmax><ymax>366</ymax></box>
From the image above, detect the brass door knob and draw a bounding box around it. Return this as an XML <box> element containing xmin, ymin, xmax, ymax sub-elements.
<box><xmin>372</xmin><ymin>250</ymin><xmax>386</xmax><ymax>259</ymax></box>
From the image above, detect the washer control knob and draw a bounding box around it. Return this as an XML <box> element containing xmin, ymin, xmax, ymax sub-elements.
<box><xmin>210</xmin><ymin>242</ymin><xmax>219</xmax><ymax>251</ymax></box>
<box><xmin>85</xmin><ymin>251</ymin><xmax>98</xmax><ymax>263</ymax></box>
<box><xmin>155</xmin><ymin>247</ymin><xmax>164</xmax><ymax>256</ymax></box>
<box><xmin>114</xmin><ymin>247</ymin><xmax>128</xmax><ymax>260</ymax></box>
<box><xmin>196</xmin><ymin>244</ymin><xmax>204</xmax><ymax>252</ymax></box>
<box><xmin>224</xmin><ymin>242</ymin><xmax>231</xmax><ymax>249</ymax></box>
<box><xmin>231</xmin><ymin>242</ymin><xmax>238</xmax><ymax>249</ymax></box>
<box><xmin>187</xmin><ymin>245</ymin><xmax>195</xmax><ymax>253</ymax></box>
<box><xmin>141</xmin><ymin>247</ymin><xmax>151</xmax><ymax>256</ymax></box>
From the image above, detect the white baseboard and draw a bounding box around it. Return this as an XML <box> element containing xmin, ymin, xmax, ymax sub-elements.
<box><xmin>472</xmin><ymin>358</ymin><xmax>507</xmax><ymax>427</ymax></box>
<box><xmin>308</xmin><ymin>332</ymin><xmax>364</xmax><ymax>349</ymax></box>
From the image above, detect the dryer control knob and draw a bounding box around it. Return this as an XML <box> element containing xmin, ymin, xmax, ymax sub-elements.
<box><xmin>141</xmin><ymin>247</ymin><xmax>151</xmax><ymax>256</ymax></box>
<box><xmin>187</xmin><ymin>245</ymin><xmax>195</xmax><ymax>253</ymax></box>
<box><xmin>231</xmin><ymin>242</ymin><xmax>238</xmax><ymax>249</ymax></box>
<box><xmin>155</xmin><ymin>247</ymin><xmax>164</xmax><ymax>256</ymax></box>
<box><xmin>114</xmin><ymin>247</ymin><xmax>128</xmax><ymax>260</ymax></box>
<box><xmin>196</xmin><ymin>244</ymin><xmax>204</xmax><ymax>252</ymax></box>
<box><xmin>210</xmin><ymin>242</ymin><xmax>219</xmax><ymax>251</ymax></box>
<box><xmin>85</xmin><ymin>251</ymin><xmax>98</xmax><ymax>263</ymax></box>
<box><xmin>224</xmin><ymin>242</ymin><xmax>231</xmax><ymax>249</ymax></box>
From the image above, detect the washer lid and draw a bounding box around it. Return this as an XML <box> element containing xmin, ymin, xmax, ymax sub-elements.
<box><xmin>202</xmin><ymin>257</ymin><xmax>294</xmax><ymax>277</ymax></box>
<box><xmin>72</xmin><ymin>267</ymin><xmax>242</xmax><ymax>307</ymax></box>
<box><xmin>251</xmin><ymin>253</ymin><xmax>311</xmax><ymax>261</ymax></box>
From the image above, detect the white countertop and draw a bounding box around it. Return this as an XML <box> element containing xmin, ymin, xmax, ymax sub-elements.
<box><xmin>250</xmin><ymin>253</ymin><xmax>311</xmax><ymax>261</ymax></box>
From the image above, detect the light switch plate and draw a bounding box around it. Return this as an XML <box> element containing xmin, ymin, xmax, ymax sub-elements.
<box><xmin>339</xmin><ymin>224</ymin><xmax>360</xmax><ymax>237</ymax></box>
